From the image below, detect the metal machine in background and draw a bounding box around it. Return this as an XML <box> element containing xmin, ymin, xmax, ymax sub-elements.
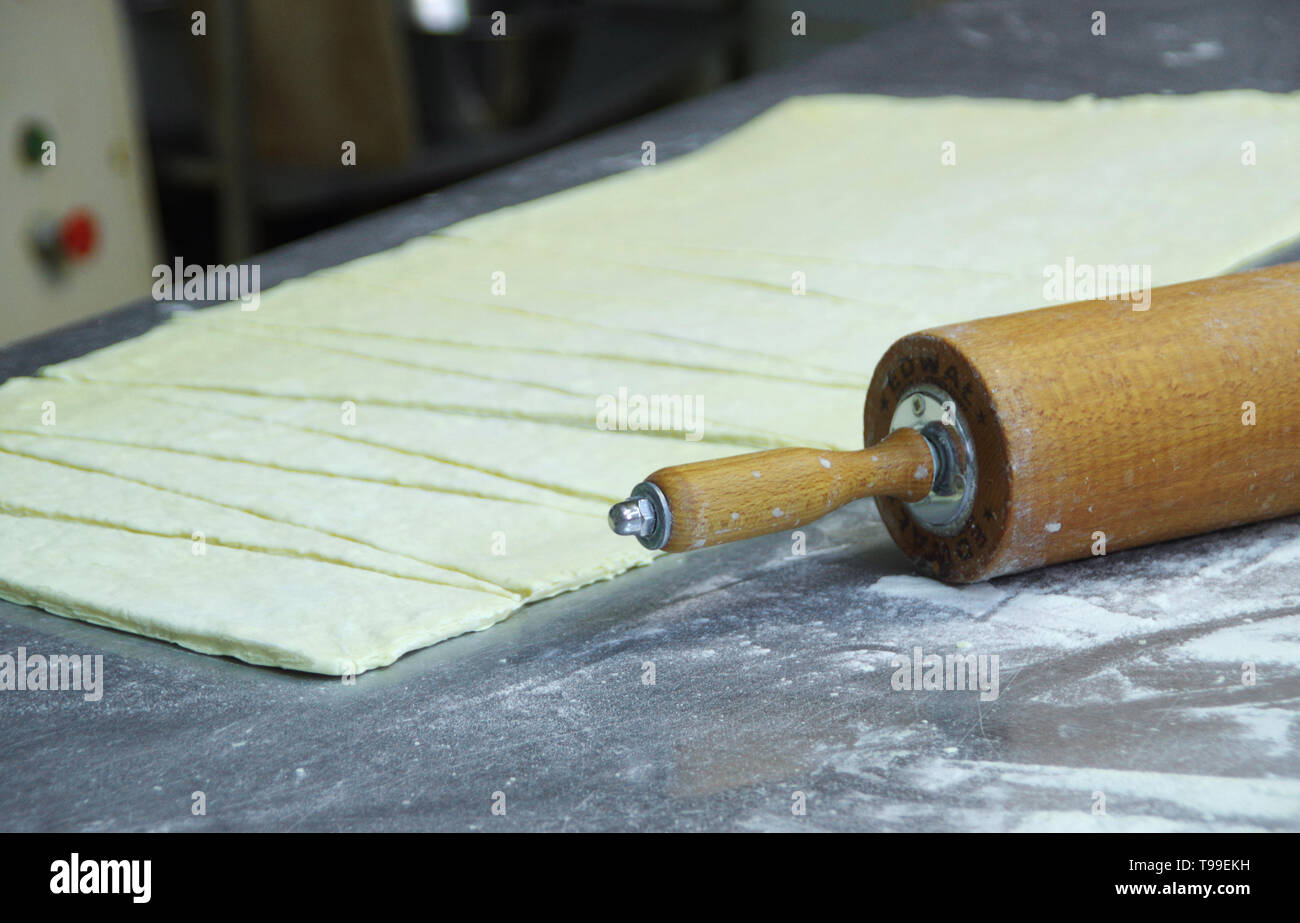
<box><xmin>1</xmin><ymin>0</ymin><xmax>160</xmax><ymax>346</ymax></box>
<box><xmin>127</xmin><ymin>0</ymin><xmax>757</xmax><ymax>264</ymax></box>
<box><xmin>1</xmin><ymin>0</ymin><xmax>915</xmax><ymax>347</ymax></box>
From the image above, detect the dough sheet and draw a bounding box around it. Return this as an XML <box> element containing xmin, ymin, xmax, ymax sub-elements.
<box><xmin>3</xmin><ymin>92</ymin><xmax>1298</xmax><ymax>673</ymax></box>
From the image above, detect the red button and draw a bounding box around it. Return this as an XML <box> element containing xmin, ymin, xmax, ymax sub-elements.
<box><xmin>59</xmin><ymin>209</ymin><xmax>98</xmax><ymax>260</ymax></box>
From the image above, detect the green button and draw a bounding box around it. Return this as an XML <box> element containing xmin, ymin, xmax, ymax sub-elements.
<box><xmin>20</xmin><ymin>121</ymin><xmax>51</xmax><ymax>165</ymax></box>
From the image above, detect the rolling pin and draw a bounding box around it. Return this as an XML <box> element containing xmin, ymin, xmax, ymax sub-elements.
<box><xmin>608</xmin><ymin>262</ymin><xmax>1300</xmax><ymax>583</ymax></box>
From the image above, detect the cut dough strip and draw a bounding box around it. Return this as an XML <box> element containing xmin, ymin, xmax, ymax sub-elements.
<box><xmin>0</xmin><ymin>432</ymin><xmax>652</xmax><ymax>598</ymax></box>
<box><xmin>0</xmin><ymin>513</ymin><xmax>519</xmax><ymax>675</ymax></box>
<box><xmin>0</xmin><ymin>377</ymin><xmax>599</xmax><ymax>513</ymax></box>
<box><xmin>0</xmin><ymin>448</ymin><xmax>514</xmax><ymax>597</ymax></box>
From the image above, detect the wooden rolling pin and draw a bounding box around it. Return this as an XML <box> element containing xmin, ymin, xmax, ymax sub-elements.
<box><xmin>609</xmin><ymin>262</ymin><xmax>1300</xmax><ymax>583</ymax></box>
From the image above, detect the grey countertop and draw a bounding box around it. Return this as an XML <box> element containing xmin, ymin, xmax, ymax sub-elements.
<box><xmin>2</xmin><ymin>0</ymin><xmax>1299</xmax><ymax>832</ymax></box>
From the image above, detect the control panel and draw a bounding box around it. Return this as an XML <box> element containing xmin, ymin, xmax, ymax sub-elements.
<box><xmin>1</xmin><ymin>0</ymin><xmax>160</xmax><ymax>346</ymax></box>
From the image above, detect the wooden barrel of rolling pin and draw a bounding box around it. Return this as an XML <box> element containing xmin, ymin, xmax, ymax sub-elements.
<box><xmin>610</xmin><ymin>262</ymin><xmax>1300</xmax><ymax>583</ymax></box>
<box><xmin>866</xmin><ymin>261</ymin><xmax>1300</xmax><ymax>582</ymax></box>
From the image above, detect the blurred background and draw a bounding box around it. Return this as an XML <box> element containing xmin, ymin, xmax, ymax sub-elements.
<box><xmin>3</xmin><ymin>0</ymin><xmax>947</xmax><ymax>344</ymax></box>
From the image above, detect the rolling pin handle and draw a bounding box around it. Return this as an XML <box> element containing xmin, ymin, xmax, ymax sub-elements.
<box><xmin>607</xmin><ymin>430</ymin><xmax>933</xmax><ymax>553</ymax></box>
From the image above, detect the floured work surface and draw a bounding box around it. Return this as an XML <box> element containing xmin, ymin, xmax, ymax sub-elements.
<box><xmin>3</xmin><ymin>92</ymin><xmax>1300</xmax><ymax>674</ymax></box>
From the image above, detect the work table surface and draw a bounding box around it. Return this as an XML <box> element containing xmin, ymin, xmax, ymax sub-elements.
<box><xmin>3</xmin><ymin>0</ymin><xmax>1298</xmax><ymax>831</ymax></box>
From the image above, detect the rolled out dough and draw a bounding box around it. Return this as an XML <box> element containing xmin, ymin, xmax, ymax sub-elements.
<box><xmin>2</xmin><ymin>91</ymin><xmax>1298</xmax><ymax>673</ymax></box>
